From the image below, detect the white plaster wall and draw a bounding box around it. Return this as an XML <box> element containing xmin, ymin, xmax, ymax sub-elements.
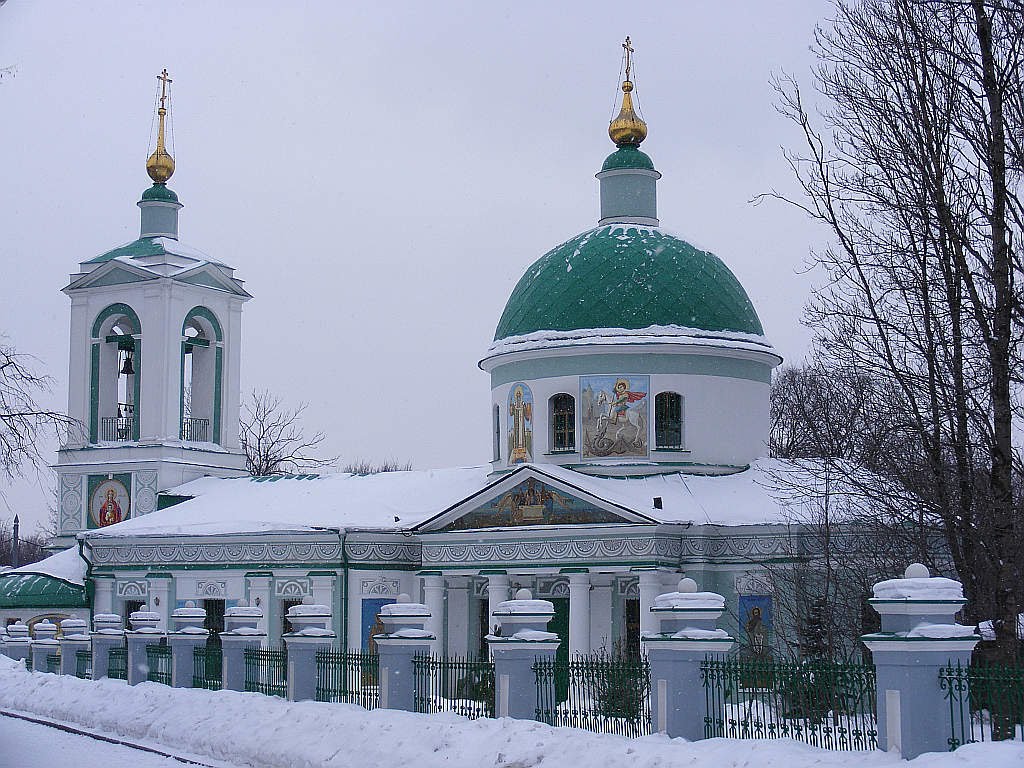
<box><xmin>491</xmin><ymin>367</ymin><xmax>770</xmax><ymax>470</ymax></box>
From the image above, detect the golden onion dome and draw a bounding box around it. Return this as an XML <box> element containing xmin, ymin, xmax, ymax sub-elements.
<box><xmin>608</xmin><ymin>79</ymin><xmax>647</xmax><ymax>146</ymax></box>
<box><xmin>146</xmin><ymin>141</ymin><xmax>175</xmax><ymax>183</ymax></box>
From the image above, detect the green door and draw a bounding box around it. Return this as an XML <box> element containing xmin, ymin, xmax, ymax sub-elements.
<box><xmin>548</xmin><ymin>597</ymin><xmax>570</xmax><ymax>702</ymax></box>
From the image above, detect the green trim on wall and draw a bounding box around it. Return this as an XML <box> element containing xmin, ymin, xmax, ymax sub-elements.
<box><xmin>89</xmin><ymin>343</ymin><xmax>100</xmax><ymax>442</ymax></box>
<box><xmin>179</xmin><ymin>340</ymin><xmax>187</xmax><ymax>438</ymax></box>
<box><xmin>490</xmin><ymin>353</ymin><xmax>772</xmax><ymax>388</ymax></box>
<box><xmin>182</xmin><ymin>306</ymin><xmax>223</xmax><ymax>342</ymax></box>
<box><xmin>179</xmin><ymin>306</ymin><xmax>225</xmax><ymax>445</ymax></box>
<box><xmin>132</xmin><ymin>340</ymin><xmax>141</xmax><ymax>440</ymax></box>
<box><xmin>91</xmin><ymin>302</ymin><xmax>141</xmax><ymax>338</ymax></box>
<box><xmin>214</xmin><ymin>346</ymin><xmax>223</xmax><ymax>444</ymax></box>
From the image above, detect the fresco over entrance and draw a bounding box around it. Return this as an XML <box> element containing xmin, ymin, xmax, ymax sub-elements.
<box><xmin>507</xmin><ymin>382</ymin><xmax>533</xmax><ymax>465</ymax></box>
<box><xmin>443</xmin><ymin>478</ymin><xmax>628</xmax><ymax>530</ymax></box>
<box><xmin>580</xmin><ymin>374</ymin><xmax>649</xmax><ymax>459</ymax></box>
<box><xmin>88</xmin><ymin>473</ymin><xmax>132</xmax><ymax>528</ymax></box>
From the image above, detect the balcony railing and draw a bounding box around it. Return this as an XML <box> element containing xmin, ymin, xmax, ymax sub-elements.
<box><xmin>181</xmin><ymin>417</ymin><xmax>210</xmax><ymax>442</ymax></box>
<box><xmin>100</xmin><ymin>416</ymin><xmax>134</xmax><ymax>441</ymax></box>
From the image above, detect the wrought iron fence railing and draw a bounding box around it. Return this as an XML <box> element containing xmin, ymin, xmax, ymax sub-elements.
<box><xmin>146</xmin><ymin>642</ymin><xmax>172</xmax><ymax>685</ymax></box>
<box><xmin>100</xmin><ymin>416</ymin><xmax>134</xmax><ymax>441</ymax></box>
<box><xmin>107</xmin><ymin>643</ymin><xmax>127</xmax><ymax>680</ymax></box>
<box><xmin>534</xmin><ymin>653</ymin><xmax>652</xmax><ymax>737</ymax></box>
<box><xmin>193</xmin><ymin>645</ymin><xmax>223</xmax><ymax>690</ymax></box>
<box><xmin>45</xmin><ymin>653</ymin><xmax>60</xmax><ymax>674</ymax></box>
<box><xmin>940</xmin><ymin>661</ymin><xmax>1024</xmax><ymax>747</ymax></box>
<box><xmin>244</xmin><ymin>645</ymin><xmax>288</xmax><ymax>698</ymax></box>
<box><xmin>181</xmin><ymin>417</ymin><xmax>210</xmax><ymax>442</ymax></box>
<box><xmin>701</xmin><ymin>655</ymin><xmax>877</xmax><ymax>751</ymax></box>
<box><xmin>75</xmin><ymin>649</ymin><xmax>92</xmax><ymax>679</ymax></box>
<box><xmin>316</xmin><ymin>649</ymin><xmax>380</xmax><ymax>708</ymax></box>
<box><xmin>413</xmin><ymin>654</ymin><xmax>495</xmax><ymax>719</ymax></box>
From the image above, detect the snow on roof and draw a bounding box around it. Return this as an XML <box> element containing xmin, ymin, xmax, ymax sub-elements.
<box><xmin>81</xmin><ymin>466</ymin><xmax>494</xmax><ymax>538</ymax></box>
<box><xmin>3</xmin><ymin>546</ymin><xmax>86</xmax><ymax>586</ymax></box>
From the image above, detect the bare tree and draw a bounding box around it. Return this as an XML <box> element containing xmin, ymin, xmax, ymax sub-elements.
<box><xmin>239</xmin><ymin>389</ymin><xmax>337</xmax><ymax>476</ymax></box>
<box><xmin>342</xmin><ymin>459</ymin><xmax>413</xmax><ymax>475</ymax></box>
<box><xmin>0</xmin><ymin>517</ymin><xmax>48</xmax><ymax>568</ymax></box>
<box><xmin>763</xmin><ymin>0</ymin><xmax>1024</xmax><ymax>662</ymax></box>
<box><xmin>0</xmin><ymin>342</ymin><xmax>79</xmax><ymax>496</ymax></box>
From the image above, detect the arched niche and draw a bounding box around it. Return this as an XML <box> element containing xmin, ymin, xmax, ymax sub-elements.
<box><xmin>90</xmin><ymin>303</ymin><xmax>142</xmax><ymax>442</ymax></box>
<box><xmin>180</xmin><ymin>306</ymin><xmax>224</xmax><ymax>444</ymax></box>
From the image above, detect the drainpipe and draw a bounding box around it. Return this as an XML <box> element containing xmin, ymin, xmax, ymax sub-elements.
<box><xmin>78</xmin><ymin>537</ymin><xmax>95</xmax><ymax>614</ymax></box>
<box><xmin>313</xmin><ymin>526</ymin><xmax>348</xmax><ymax>654</ymax></box>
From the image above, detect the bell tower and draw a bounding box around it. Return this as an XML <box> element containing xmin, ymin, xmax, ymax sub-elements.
<box><xmin>51</xmin><ymin>70</ymin><xmax>251</xmax><ymax>549</ymax></box>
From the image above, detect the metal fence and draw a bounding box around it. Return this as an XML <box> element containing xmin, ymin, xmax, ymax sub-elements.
<box><xmin>534</xmin><ymin>653</ymin><xmax>652</xmax><ymax>737</ymax></box>
<box><xmin>108</xmin><ymin>644</ymin><xmax>127</xmax><ymax>680</ymax></box>
<box><xmin>181</xmin><ymin>417</ymin><xmax>210</xmax><ymax>442</ymax></box>
<box><xmin>413</xmin><ymin>654</ymin><xmax>494</xmax><ymax>719</ymax></box>
<box><xmin>316</xmin><ymin>649</ymin><xmax>379</xmax><ymax>708</ymax></box>
<box><xmin>45</xmin><ymin>653</ymin><xmax>60</xmax><ymax>674</ymax></box>
<box><xmin>701</xmin><ymin>656</ymin><xmax>877</xmax><ymax>751</ymax></box>
<box><xmin>193</xmin><ymin>645</ymin><xmax>223</xmax><ymax>690</ymax></box>
<box><xmin>244</xmin><ymin>645</ymin><xmax>287</xmax><ymax>698</ymax></box>
<box><xmin>75</xmin><ymin>649</ymin><xmax>92</xmax><ymax>679</ymax></box>
<box><xmin>940</xmin><ymin>661</ymin><xmax>1024</xmax><ymax>747</ymax></box>
<box><xmin>146</xmin><ymin>642</ymin><xmax>172</xmax><ymax>685</ymax></box>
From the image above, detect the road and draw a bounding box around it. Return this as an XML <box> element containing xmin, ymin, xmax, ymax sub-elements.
<box><xmin>0</xmin><ymin>711</ymin><xmax>242</xmax><ymax>767</ymax></box>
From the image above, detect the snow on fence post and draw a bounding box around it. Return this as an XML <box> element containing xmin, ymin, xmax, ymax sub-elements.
<box><xmin>89</xmin><ymin>613</ymin><xmax>124</xmax><ymax>679</ymax></box>
<box><xmin>641</xmin><ymin>578</ymin><xmax>733</xmax><ymax>740</ymax></box>
<box><xmin>168</xmin><ymin>601</ymin><xmax>208</xmax><ymax>687</ymax></box>
<box><xmin>58</xmin><ymin>618</ymin><xmax>90</xmax><ymax>676</ymax></box>
<box><xmin>30</xmin><ymin>620</ymin><xmax>60</xmax><ymax>672</ymax></box>
<box><xmin>3</xmin><ymin>622</ymin><xmax>31</xmax><ymax>662</ymax></box>
<box><xmin>861</xmin><ymin>563</ymin><xmax>980</xmax><ymax>759</ymax></box>
<box><xmin>126</xmin><ymin>604</ymin><xmax>164</xmax><ymax>685</ymax></box>
<box><xmin>219</xmin><ymin>601</ymin><xmax>264</xmax><ymax>692</ymax></box>
<box><xmin>375</xmin><ymin>594</ymin><xmax>434</xmax><ymax>711</ymax></box>
<box><xmin>283</xmin><ymin>596</ymin><xmax>335</xmax><ymax>701</ymax></box>
<box><xmin>487</xmin><ymin>589</ymin><xmax>560</xmax><ymax>720</ymax></box>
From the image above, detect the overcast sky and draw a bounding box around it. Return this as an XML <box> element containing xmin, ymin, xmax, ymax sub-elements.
<box><xmin>0</xmin><ymin>1</ymin><xmax>833</xmax><ymax>532</ymax></box>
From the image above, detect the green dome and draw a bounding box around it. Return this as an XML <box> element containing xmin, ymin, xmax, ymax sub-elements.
<box><xmin>141</xmin><ymin>183</ymin><xmax>179</xmax><ymax>203</ymax></box>
<box><xmin>600</xmin><ymin>146</ymin><xmax>655</xmax><ymax>172</ymax></box>
<box><xmin>493</xmin><ymin>225</ymin><xmax>764</xmax><ymax>341</ymax></box>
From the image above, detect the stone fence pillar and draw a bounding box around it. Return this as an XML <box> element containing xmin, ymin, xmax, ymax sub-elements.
<box><xmin>4</xmin><ymin>622</ymin><xmax>31</xmax><ymax>662</ymax></box>
<box><xmin>283</xmin><ymin>596</ymin><xmax>336</xmax><ymax>701</ymax></box>
<box><xmin>30</xmin><ymin>620</ymin><xmax>59</xmax><ymax>672</ymax></box>
<box><xmin>861</xmin><ymin>563</ymin><xmax>979</xmax><ymax>759</ymax></box>
<box><xmin>126</xmin><ymin>605</ymin><xmax>165</xmax><ymax>685</ymax></box>
<box><xmin>375</xmin><ymin>594</ymin><xmax>434</xmax><ymax>711</ymax></box>
<box><xmin>168</xmin><ymin>601</ymin><xmax>208</xmax><ymax>688</ymax></box>
<box><xmin>58</xmin><ymin>618</ymin><xmax>91</xmax><ymax>676</ymax></box>
<box><xmin>89</xmin><ymin>613</ymin><xmax>124</xmax><ymax>679</ymax></box>
<box><xmin>641</xmin><ymin>578</ymin><xmax>734</xmax><ymax>740</ymax></box>
<box><xmin>487</xmin><ymin>589</ymin><xmax>560</xmax><ymax>720</ymax></box>
<box><xmin>219</xmin><ymin>601</ymin><xmax>265</xmax><ymax>692</ymax></box>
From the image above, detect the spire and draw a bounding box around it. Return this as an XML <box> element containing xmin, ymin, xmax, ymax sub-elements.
<box><xmin>146</xmin><ymin>69</ymin><xmax>175</xmax><ymax>184</ymax></box>
<box><xmin>608</xmin><ymin>37</ymin><xmax>647</xmax><ymax>147</ymax></box>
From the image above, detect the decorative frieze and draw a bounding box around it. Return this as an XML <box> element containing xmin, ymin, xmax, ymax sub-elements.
<box><xmin>116</xmin><ymin>579</ymin><xmax>148</xmax><ymax>598</ymax></box>
<box><xmin>274</xmin><ymin>578</ymin><xmax>310</xmax><ymax>598</ymax></box>
<box><xmin>360</xmin><ymin>577</ymin><xmax>400</xmax><ymax>596</ymax></box>
<box><xmin>59</xmin><ymin>474</ymin><xmax>83</xmax><ymax>533</ymax></box>
<box><xmin>345</xmin><ymin>541</ymin><xmax>421</xmax><ymax>566</ymax></box>
<box><xmin>422</xmin><ymin>535</ymin><xmax>682</xmax><ymax>568</ymax></box>
<box><xmin>134</xmin><ymin>470</ymin><xmax>159</xmax><ymax>516</ymax></box>
<box><xmin>196</xmin><ymin>580</ymin><xmax>227</xmax><ymax>597</ymax></box>
<box><xmin>89</xmin><ymin>540</ymin><xmax>343</xmax><ymax>567</ymax></box>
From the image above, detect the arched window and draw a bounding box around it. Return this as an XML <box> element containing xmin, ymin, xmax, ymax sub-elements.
<box><xmin>90</xmin><ymin>303</ymin><xmax>142</xmax><ymax>442</ymax></box>
<box><xmin>181</xmin><ymin>307</ymin><xmax>224</xmax><ymax>444</ymax></box>
<box><xmin>655</xmin><ymin>392</ymin><xmax>683</xmax><ymax>449</ymax></box>
<box><xmin>550</xmin><ymin>393</ymin><xmax>576</xmax><ymax>452</ymax></box>
<box><xmin>492</xmin><ymin>404</ymin><xmax>501</xmax><ymax>461</ymax></box>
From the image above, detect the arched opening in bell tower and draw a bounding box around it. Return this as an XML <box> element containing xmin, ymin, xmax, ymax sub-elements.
<box><xmin>180</xmin><ymin>306</ymin><xmax>224</xmax><ymax>444</ymax></box>
<box><xmin>90</xmin><ymin>303</ymin><xmax>142</xmax><ymax>443</ymax></box>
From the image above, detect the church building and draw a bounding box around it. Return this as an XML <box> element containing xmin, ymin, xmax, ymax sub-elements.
<box><xmin>2</xmin><ymin>48</ymin><xmax>826</xmax><ymax>660</ymax></box>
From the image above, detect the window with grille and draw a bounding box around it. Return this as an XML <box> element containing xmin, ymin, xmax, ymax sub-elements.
<box><xmin>492</xmin><ymin>405</ymin><xmax>501</xmax><ymax>461</ymax></box>
<box><xmin>550</xmin><ymin>394</ymin><xmax>576</xmax><ymax>452</ymax></box>
<box><xmin>655</xmin><ymin>392</ymin><xmax>683</xmax><ymax>449</ymax></box>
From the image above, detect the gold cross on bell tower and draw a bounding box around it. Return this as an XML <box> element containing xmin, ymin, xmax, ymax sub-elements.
<box><xmin>157</xmin><ymin>68</ymin><xmax>173</xmax><ymax>111</ymax></box>
<box><xmin>622</xmin><ymin>36</ymin><xmax>634</xmax><ymax>81</ymax></box>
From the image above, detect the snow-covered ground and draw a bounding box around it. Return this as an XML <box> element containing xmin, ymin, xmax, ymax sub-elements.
<box><xmin>1</xmin><ymin>655</ymin><xmax>1022</xmax><ymax>768</ymax></box>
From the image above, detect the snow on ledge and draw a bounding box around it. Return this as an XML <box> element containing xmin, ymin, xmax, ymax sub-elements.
<box><xmin>872</xmin><ymin>577</ymin><xmax>964</xmax><ymax>601</ymax></box>
<box><xmin>653</xmin><ymin>591</ymin><xmax>726</xmax><ymax>610</ymax></box>
<box><xmin>671</xmin><ymin>628</ymin><xmax>731</xmax><ymax>640</ymax></box>
<box><xmin>906</xmin><ymin>622</ymin><xmax>978</xmax><ymax>639</ymax></box>
<box><xmin>495</xmin><ymin>599</ymin><xmax>555</xmax><ymax>614</ymax></box>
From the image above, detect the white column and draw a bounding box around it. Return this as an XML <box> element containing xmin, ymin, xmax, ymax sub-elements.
<box><xmin>485</xmin><ymin>573</ymin><xmax>510</xmax><ymax>636</ymax></box>
<box><xmin>568</xmin><ymin>572</ymin><xmax>591</xmax><ymax>656</ymax></box>
<box><xmin>147</xmin><ymin>577</ymin><xmax>172</xmax><ymax>631</ymax></box>
<box><xmin>421</xmin><ymin>573</ymin><xmax>445</xmax><ymax>655</ymax></box>
<box><xmin>446</xmin><ymin>579</ymin><xmax>470</xmax><ymax>656</ymax></box>
<box><xmin>247</xmin><ymin>575</ymin><xmax>273</xmax><ymax>636</ymax></box>
<box><xmin>637</xmin><ymin>570</ymin><xmax>664</xmax><ymax>638</ymax></box>
<box><xmin>589</xmin><ymin>575</ymin><xmax>613</xmax><ymax>653</ymax></box>
<box><xmin>94</xmin><ymin>578</ymin><xmax>114</xmax><ymax>615</ymax></box>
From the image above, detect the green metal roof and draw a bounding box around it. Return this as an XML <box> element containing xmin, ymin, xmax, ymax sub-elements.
<box><xmin>86</xmin><ymin>237</ymin><xmax>166</xmax><ymax>264</ymax></box>
<box><xmin>600</xmin><ymin>146</ymin><xmax>655</xmax><ymax>172</ymax></box>
<box><xmin>493</xmin><ymin>225</ymin><xmax>764</xmax><ymax>341</ymax></box>
<box><xmin>141</xmin><ymin>183</ymin><xmax>179</xmax><ymax>203</ymax></box>
<box><xmin>0</xmin><ymin>572</ymin><xmax>87</xmax><ymax>609</ymax></box>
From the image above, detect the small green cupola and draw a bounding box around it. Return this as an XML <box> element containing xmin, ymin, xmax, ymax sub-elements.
<box><xmin>138</xmin><ymin>69</ymin><xmax>183</xmax><ymax>239</ymax></box>
<box><xmin>596</xmin><ymin>37</ymin><xmax>660</xmax><ymax>226</ymax></box>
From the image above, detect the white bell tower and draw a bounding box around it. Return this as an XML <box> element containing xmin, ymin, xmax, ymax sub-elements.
<box><xmin>51</xmin><ymin>70</ymin><xmax>251</xmax><ymax>549</ymax></box>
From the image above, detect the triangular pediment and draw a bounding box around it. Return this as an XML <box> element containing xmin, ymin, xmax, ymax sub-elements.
<box><xmin>417</xmin><ymin>466</ymin><xmax>656</xmax><ymax>532</ymax></box>
<box><xmin>174</xmin><ymin>264</ymin><xmax>251</xmax><ymax>298</ymax></box>
<box><xmin>65</xmin><ymin>259</ymin><xmax>158</xmax><ymax>291</ymax></box>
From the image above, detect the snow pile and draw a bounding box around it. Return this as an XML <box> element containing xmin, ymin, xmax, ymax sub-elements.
<box><xmin>906</xmin><ymin>623</ymin><xmax>978</xmax><ymax>639</ymax></box>
<box><xmin>2</xmin><ymin>656</ymin><xmax>1023</xmax><ymax>768</ymax></box>
<box><xmin>653</xmin><ymin>591</ymin><xmax>726</xmax><ymax>610</ymax></box>
<box><xmin>872</xmin><ymin>578</ymin><xmax>964</xmax><ymax>601</ymax></box>
<box><xmin>1</xmin><ymin>546</ymin><xmax>87</xmax><ymax>586</ymax></box>
<box><xmin>495</xmin><ymin>599</ymin><xmax>555</xmax><ymax>615</ymax></box>
<box><xmin>671</xmin><ymin>628</ymin><xmax>731</xmax><ymax>640</ymax></box>
<box><xmin>379</xmin><ymin>602</ymin><xmax>429</xmax><ymax>616</ymax></box>
<box><xmin>978</xmin><ymin>614</ymin><xmax>1024</xmax><ymax>641</ymax></box>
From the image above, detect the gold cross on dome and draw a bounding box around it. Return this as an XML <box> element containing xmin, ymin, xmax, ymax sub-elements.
<box><xmin>157</xmin><ymin>68</ymin><xmax>173</xmax><ymax>109</ymax></box>
<box><xmin>622</xmin><ymin>36</ymin><xmax>634</xmax><ymax>81</ymax></box>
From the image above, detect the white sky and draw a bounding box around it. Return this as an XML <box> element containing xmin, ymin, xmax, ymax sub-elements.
<box><xmin>0</xmin><ymin>1</ymin><xmax>832</xmax><ymax>532</ymax></box>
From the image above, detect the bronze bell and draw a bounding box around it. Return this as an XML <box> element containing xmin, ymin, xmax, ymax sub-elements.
<box><xmin>120</xmin><ymin>351</ymin><xmax>135</xmax><ymax>376</ymax></box>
